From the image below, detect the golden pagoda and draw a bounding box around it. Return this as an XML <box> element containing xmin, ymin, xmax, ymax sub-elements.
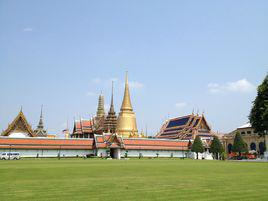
<box><xmin>116</xmin><ymin>72</ymin><xmax>138</xmax><ymax>137</ymax></box>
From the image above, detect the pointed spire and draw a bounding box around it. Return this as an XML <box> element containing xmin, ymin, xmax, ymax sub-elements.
<box><xmin>109</xmin><ymin>81</ymin><xmax>115</xmax><ymax>113</ymax></box>
<box><xmin>104</xmin><ymin>81</ymin><xmax>117</xmax><ymax>134</ymax></box>
<box><xmin>96</xmin><ymin>93</ymin><xmax>105</xmax><ymax>118</ymax></box>
<box><xmin>37</xmin><ymin>105</ymin><xmax>44</xmax><ymax>129</ymax></box>
<box><xmin>117</xmin><ymin>72</ymin><xmax>138</xmax><ymax>137</ymax></box>
<box><xmin>121</xmin><ymin>71</ymin><xmax>133</xmax><ymax>111</ymax></box>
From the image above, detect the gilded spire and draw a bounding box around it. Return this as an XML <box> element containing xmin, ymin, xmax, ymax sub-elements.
<box><xmin>116</xmin><ymin>72</ymin><xmax>138</xmax><ymax>137</ymax></box>
<box><xmin>121</xmin><ymin>71</ymin><xmax>133</xmax><ymax>111</ymax></box>
<box><xmin>96</xmin><ymin>93</ymin><xmax>105</xmax><ymax>118</ymax></box>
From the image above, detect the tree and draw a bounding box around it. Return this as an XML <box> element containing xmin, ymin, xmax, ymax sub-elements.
<box><xmin>232</xmin><ymin>132</ymin><xmax>248</xmax><ymax>157</ymax></box>
<box><xmin>249</xmin><ymin>74</ymin><xmax>268</xmax><ymax>152</ymax></box>
<box><xmin>191</xmin><ymin>135</ymin><xmax>204</xmax><ymax>159</ymax></box>
<box><xmin>210</xmin><ymin>136</ymin><xmax>224</xmax><ymax>160</ymax></box>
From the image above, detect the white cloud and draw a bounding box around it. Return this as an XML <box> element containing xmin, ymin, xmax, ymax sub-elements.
<box><xmin>91</xmin><ymin>77</ymin><xmax>101</xmax><ymax>84</ymax></box>
<box><xmin>175</xmin><ymin>102</ymin><xmax>187</xmax><ymax>109</ymax></box>
<box><xmin>23</xmin><ymin>27</ymin><xmax>33</xmax><ymax>32</ymax></box>
<box><xmin>208</xmin><ymin>79</ymin><xmax>255</xmax><ymax>93</ymax></box>
<box><xmin>128</xmin><ymin>81</ymin><xmax>144</xmax><ymax>89</ymax></box>
<box><xmin>86</xmin><ymin>91</ymin><xmax>97</xmax><ymax>96</ymax></box>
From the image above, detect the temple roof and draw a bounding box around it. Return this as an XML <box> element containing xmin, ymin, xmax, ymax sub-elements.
<box><xmin>0</xmin><ymin>135</ymin><xmax>189</xmax><ymax>151</ymax></box>
<box><xmin>2</xmin><ymin>110</ymin><xmax>35</xmax><ymax>137</ymax></box>
<box><xmin>156</xmin><ymin>114</ymin><xmax>212</xmax><ymax>140</ymax></box>
<box><xmin>93</xmin><ymin>134</ymin><xmax>189</xmax><ymax>151</ymax></box>
<box><xmin>0</xmin><ymin>137</ymin><xmax>93</xmax><ymax>150</ymax></box>
<box><xmin>73</xmin><ymin>119</ymin><xmax>93</xmax><ymax>134</ymax></box>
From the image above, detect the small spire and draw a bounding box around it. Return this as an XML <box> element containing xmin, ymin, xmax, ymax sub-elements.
<box><xmin>20</xmin><ymin>106</ymin><xmax>23</xmax><ymax>112</ymax></box>
<box><xmin>110</xmin><ymin>81</ymin><xmax>115</xmax><ymax>113</ymax></box>
<box><xmin>34</xmin><ymin>105</ymin><xmax>47</xmax><ymax>136</ymax></box>
<box><xmin>40</xmin><ymin>105</ymin><xmax>43</xmax><ymax>118</ymax></box>
<box><xmin>37</xmin><ymin>105</ymin><xmax>44</xmax><ymax>129</ymax></box>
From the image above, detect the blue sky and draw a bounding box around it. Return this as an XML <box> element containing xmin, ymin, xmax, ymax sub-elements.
<box><xmin>0</xmin><ymin>1</ymin><xmax>267</xmax><ymax>136</ymax></box>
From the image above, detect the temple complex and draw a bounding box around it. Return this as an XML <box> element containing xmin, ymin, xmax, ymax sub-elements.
<box><xmin>116</xmin><ymin>72</ymin><xmax>138</xmax><ymax>137</ymax></box>
<box><xmin>0</xmin><ymin>73</ymin><xmax>215</xmax><ymax>159</ymax></box>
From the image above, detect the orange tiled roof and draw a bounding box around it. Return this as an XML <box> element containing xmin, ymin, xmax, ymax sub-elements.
<box><xmin>124</xmin><ymin>138</ymin><xmax>189</xmax><ymax>150</ymax></box>
<box><xmin>73</xmin><ymin>119</ymin><xmax>93</xmax><ymax>135</ymax></box>
<box><xmin>0</xmin><ymin>138</ymin><xmax>94</xmax><ymax>150</ymax></box>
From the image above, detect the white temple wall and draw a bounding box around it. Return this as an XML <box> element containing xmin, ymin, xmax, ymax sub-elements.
<box><xmin>0</xmin><ymin>149</ymin><xmax>93</xmax><ymax>157</ymax></box>
<box><xmin>96</xmin><ymin>148</ymin><xmax>109</xmax><ymax>157</ymax></box>
<box><xmin>121</xmin><ymin>149</ymin><xmax>189</xmax><ymax>158</ymax></box>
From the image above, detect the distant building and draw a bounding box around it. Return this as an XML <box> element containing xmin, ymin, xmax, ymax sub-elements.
<box><xmin>156</xmin><ymin>113</ymin><xmax>214</xmax><ymax>142</ymax></box>
<box><xmin>0</xmin><ymin>133</ymin><xmax>191</xmax><ymax>159</ymax></box>
<box><xmin>71</xmin><ymin>119</ymin><xmax>94</xmax><ymax>138</ymax></box>
<box><xmin>70</xmin><ymin>93</ymin><xmax>106</xmax><ymax>138</ymax></box>
<box><xmin>222</xmin><ymin>123</ymin><xmax>266</xmax><ymax>155</ymax></box>
<box><xmin>1</xmin><ymin>110</ymin><xmax>35</xmax><ymax>137</ymax></box>
<box><xmin>34</xmin><ymin>106</ymin><xmax>47</xmax><ymax>137</ymax></box>
<box><xmin>1</xmin><ymin>108</ymin><xmax>50</xmax><ymax>138</ymax></box>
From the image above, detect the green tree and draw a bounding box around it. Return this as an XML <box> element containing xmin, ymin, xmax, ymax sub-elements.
<box><xmin>191</xmin><ymin>135</ymin><xmax>204</xmax><ymax>159</ymax></box>
<box><xmin>232</xmin><ymin>132</ymin><xmax>248</xmax><ymax>157</ymax></box>
<box><xmin>249</xmin><ymin>74</ymin><xmax>268</xmax><ymax>152</ymax></box>
<box><xmin>210</xmin><ymin>136</ymin><xmax>224</xmax><ymax>160</ymax></box>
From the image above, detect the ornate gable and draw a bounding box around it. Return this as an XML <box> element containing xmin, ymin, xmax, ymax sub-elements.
<box><xmin>196</xmin><ymin>115</ymin><xmax>211</xmax><ymax>132</ymax></box>
<box><xmin>107</xmin><ymin>134</ymin><xmax>124</xmax><ymax>148</ymax></box>
<box><xmin>2</xmin><ymin>110</ymin><xmax>35</xmax><ymax>137</ymax></box>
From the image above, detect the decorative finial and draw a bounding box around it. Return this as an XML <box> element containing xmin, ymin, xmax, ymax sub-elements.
<box><xmin>40</xmin><ymin>104</ymin><xmax>43</xmax><ymax>118</ymax></box>
<box><xmin>125</xmin><ymin>71</ymin><xmax>129</xmax><ymax>84</ymax></box>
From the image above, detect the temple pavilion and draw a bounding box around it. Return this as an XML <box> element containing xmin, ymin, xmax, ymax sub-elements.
<box><xmin>1</xmin><ymin>107</ymin><xmax>47</xmax><ymax>138</ymax></box>
<box><xmin>156</xmin><ymin>113</ymin><xmax>214</xmax><ymax>142</ymax></box>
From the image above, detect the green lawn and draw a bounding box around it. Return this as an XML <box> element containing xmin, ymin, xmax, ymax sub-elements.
<box><xmin>0</xmin><ymin>158</ymin><xmax>267</xmax><ymax>201</ymax></box>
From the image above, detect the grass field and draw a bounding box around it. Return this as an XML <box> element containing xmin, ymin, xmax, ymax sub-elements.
<box><xmin>0</xmin><ymin>158</ymin><xmax>268</xmax><ymax>201</ymax></box>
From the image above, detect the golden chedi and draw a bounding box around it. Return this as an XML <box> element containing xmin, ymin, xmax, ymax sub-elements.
<box><xmin>116</xmin><ymin>72</ymin><xmax>138</xmax><ymax>137</ymax></box>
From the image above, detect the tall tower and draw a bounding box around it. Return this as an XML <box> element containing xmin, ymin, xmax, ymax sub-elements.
<box><xmin>96</xmin><ymin>93</ymin><xmax>105</xmax><ymax>118</ymax></box>
<box><xmin>34</xmin><ymin>105</ymin><xmax>47</xmax><ymax>137</ymax></box>
<box><xmin>104</xmin><ymin>81</ymin><xmax>117</xmax><ymax>133</ymax></box>
<box><xmin>116</xmin><ymin>72</ymin><xmax>138</xmax><ymax>137</ymax></box>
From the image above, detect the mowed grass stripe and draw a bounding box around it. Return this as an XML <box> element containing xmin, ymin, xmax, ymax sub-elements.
<box><xmin>0</xmin><ymin>159</ymin><xmax>268</xmax><ymax>201</ymax></box>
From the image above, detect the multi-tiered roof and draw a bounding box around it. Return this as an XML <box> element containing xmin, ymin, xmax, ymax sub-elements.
<box><xmin>156</xmin><ymin>114</ymin><xmax>213</xmax><ymax>140</ymax></box>
<box><xmin>104</xmin><ymin>82</ymin><xmax>117</xmax><ymax>133</ymax></box>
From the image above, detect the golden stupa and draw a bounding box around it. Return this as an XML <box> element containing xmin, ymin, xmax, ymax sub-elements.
<box><xmin>116</xmin><ymin>72</ymin><xmax>138</xmax><ymax>137</ymax></box>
